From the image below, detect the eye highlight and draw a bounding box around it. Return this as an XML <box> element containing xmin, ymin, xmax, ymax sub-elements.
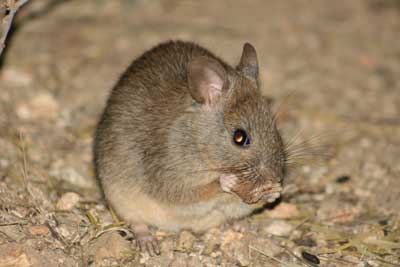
<box><xmin>233</xmin><ymin>129</ymin><xmax>250</xmax><ymax>147</ymax></box>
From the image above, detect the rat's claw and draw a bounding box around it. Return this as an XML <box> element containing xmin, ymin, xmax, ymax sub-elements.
<box><xmin>136</xmin><ymin>234</ymin><xmax>160</xmax><ymax>256</ymax></box>
<box><xmin>270</xmin><ymin>183</ymin><xmax>283</xmax><ymax>193</ymax></box>
<box><xmin>261</xmin><ymin>183</ymin><xmax>282</xmax><ymax>203</ymax></box>
<box><xmin>266</xmin><ymin>192</ymin><xmax>281</xmax><ymax>203</ymax></box>
<box><xmin>132</xmin><ymin>224</ymin><xmax>160</xmax><ymax>256</ymax></box>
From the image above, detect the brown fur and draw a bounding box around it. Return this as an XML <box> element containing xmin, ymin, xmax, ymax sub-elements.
<box><xmin>94</xmin><ymin>41</ymin><xmax>285</xmax><ymax>233</ymax></box>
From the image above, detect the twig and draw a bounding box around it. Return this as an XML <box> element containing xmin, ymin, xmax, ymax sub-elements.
<box><xmin>18</xmin><ymin>131</ymin><xmax>28</xmax><ymax>187</ymax></box>
<box><xmin>0</xmin><ymin>0</ymin><xmax>31</xmax><ymax>57</ymax></box>
<box><xmin>0</xmin><ymin>220</ymin><xmax>28</xmax><ymax>226</ymax></box>
<box><xmin>94</xmin><ymin>226</ymin><xmax>134</xmax><ymax>239</ymax></box>
<box><xmin>249</xmin><ymin>245</ymin><xmax>298</xmax><ymax>267</ymax></box>
<box><xmin>45</xmin><ymin>214</ymin><xmax>70</xmax><ymax>248</ymax></box>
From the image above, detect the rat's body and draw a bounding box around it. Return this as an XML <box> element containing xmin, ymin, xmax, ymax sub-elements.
<box><xmin>94</xmin><ymin>41</ymin><xmax>285</xmax><ymax>254</ymax></box>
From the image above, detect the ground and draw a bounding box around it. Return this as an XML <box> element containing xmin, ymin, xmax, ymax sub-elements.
<box><xmin>0</xmin><ymin>0</ymin><xmax>399</xmax><ymax>266</ymax></box>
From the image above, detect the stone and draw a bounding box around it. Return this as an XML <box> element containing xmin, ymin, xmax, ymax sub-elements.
<box><xmin>2</xmin><ymin>68</ymin><xmax>33</xmax><ymax>86</ymax></box>
<box><xmin>16</xmin><ymin>93</ymin><xmax>60</xmax><ymax>121</ymax></box>
<box><xmin>0</xmin><ymin>243</ymin><xmax>65</xmax><ymax>267</ymax></box>
<box><xmin>264</xmin><ymin>202</ymin><xmax>300</xmax><ymax>219</ymax></box>
<box><xmin>221</xmin><ymin>230</ymin><xmax>250</xmax><ymax>266</ymax></box>
<box><xmin>29</xmin><ymin>93</ymin><xmax>60</xmax><ymax>120</ymax></box>
<box><xmin>49</xmin><ymin>160</ymin><xmax>94</xmax><ymax>189</ymax></box>
<box><xmin>26</xmin><ymin>184</ymin><xmax>53</xmax><ymax>210</ymax></box>
<box><xmin>56</xmin><ymin>192</ymin><xmax>81</xmax><ymax>211</ymax></box>
<box><xmin>88</xmin><ymin>231</ymin><xmax>132</xmax><ymax>262</ymax></box>
<box><xmin>0</xmin><ymin>244</ymin><xmax>31</xmax><ymax>267</ymax></box>
<box><xmin>221</xmin><ymin>229</ymin><xmax>243</xmax><ymax>249</ymax></box>
<box><xmin>29</xmin><ymin>225</ymin><xmax>50</xmax><ymax>236</ymax></box>
<box><xmin>169</xmin><ymin>254</ymin><xmax>189</xmax><ymax>267</ymax></box>
<box><xmin>221</xmin><ymin>238</ymin><xmax>250</xmax><ymax>266</ymax></box>
<box><xmin>249</xmin><ymin>237</ymin><xmax>283</xmax><ymax>258</ymax></box>
<box><xmin>176</xmin><ymin>230</ymin><xmax>197</xmax><ymax>252</ymax></box>
<box><xmin>262</xmin><ymin>220</ymin><xmax>293</xmax><ymax>237</ymax></box>
<box><xmin>203</xmin><ymin>228</ymin><xmax>222</xmax><ymax>255</ymax></box>
<box><xmin>0</xmin><ymin>225</ymin><xmax>26</xmax><ymax>241</ymax></box>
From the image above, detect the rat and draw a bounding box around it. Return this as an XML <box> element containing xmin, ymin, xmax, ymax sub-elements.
<box><xmin>94</xmin><ymin>40</ymin><xmax>286</xmax><ymax>255</ymax></box>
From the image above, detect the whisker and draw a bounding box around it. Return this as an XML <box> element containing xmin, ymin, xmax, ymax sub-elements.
<box><xmin>285</xmin><ymin>130</ymin><xmax>335</xmax><ymax>150</ymax></box>
<box><xmin>287</xmin><ymin>152</ymin><xmax>332</xmax><ymax>161</ymax></box>
<box><xmin>271</xmin><ymin>90</ymin><xmax>300</xmax><ymax>126</ymax></box>
<box><xmin>285</xmin><ymin>144</ymin><xmax>331</xmax><ymax>156</ymax></box>
<box><xmin>282</xmin><ymin>128</ymin><xmax>337</xmax><ymax>167</ymax></box>
<box><xmin>283</xmin><ymin>128</ymin><xmax>306</xmax><ymax>152</ymax></box>
<box><xmin>286</xmin><ymin>130</ymin><xmax>332</xmax><ymax>147</ymax></box>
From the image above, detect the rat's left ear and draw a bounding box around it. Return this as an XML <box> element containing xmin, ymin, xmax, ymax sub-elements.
<box><xmin>188</xmin><ymin>56</ymin><xmax>228</xmax><ymax>108</ymax></box>
<box><xmin>236</xmin><ymin>43</ymin><xmax>258</xmax><ymax>81</ymax></box>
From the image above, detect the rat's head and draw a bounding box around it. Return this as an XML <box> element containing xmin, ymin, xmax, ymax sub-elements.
<box><xmin>187</xmin><ymin>43</ymin><xmax>286</xmax><ymax>204</ymax></box>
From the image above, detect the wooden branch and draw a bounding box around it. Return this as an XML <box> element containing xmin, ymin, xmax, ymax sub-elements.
<box><xmin>0</xmin><ymin>0</ymin><xmax>31</xmax><ymax>57</ymax></box>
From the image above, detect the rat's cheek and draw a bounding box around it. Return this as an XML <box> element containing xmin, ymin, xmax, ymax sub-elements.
<box><xmin>219</xmin><ymin>174</ymin><xmax>239</xmax><ymax>193</ymax></box>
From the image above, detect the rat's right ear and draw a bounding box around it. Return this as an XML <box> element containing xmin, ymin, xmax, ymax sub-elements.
<box><xmin>237</xmin><ymin>43</ymin><xmax>258</xmax><ymax>81</ymax></box>
<box><xmin>188</xmin><ymin>57</ymin><xmax>228</xmax><ymax>107</ymax></box>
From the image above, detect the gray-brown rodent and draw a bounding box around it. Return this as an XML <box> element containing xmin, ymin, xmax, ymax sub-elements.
<box><xmin>94</xmin><ymin>40</ymin><xmax>286</xmax><ymax>255</ymax></box>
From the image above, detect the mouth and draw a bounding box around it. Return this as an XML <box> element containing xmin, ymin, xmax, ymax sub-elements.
<box><xmin>219</xmin><ymin>173</ymin><xmax>283</xmax><ymax>204</ymax></box>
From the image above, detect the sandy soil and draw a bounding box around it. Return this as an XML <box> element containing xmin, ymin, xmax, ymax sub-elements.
<box><xmin>0</xmin><ymin>0</ymin><xmax>399</xmax><ymax>266</ymax></box>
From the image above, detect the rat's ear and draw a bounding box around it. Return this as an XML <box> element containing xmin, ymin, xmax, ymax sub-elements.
<box><xmin>188</xmin><ymin>57</ymin><xmax>228</xmax><ymax>107</ymax></box>
<box><xmin>237</xmin><ymin>43</ymin><xmax>258</xmax><ymax>80</ymax></box>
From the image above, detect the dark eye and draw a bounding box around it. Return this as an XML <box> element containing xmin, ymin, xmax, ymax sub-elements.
<box><xmin>233</xmin><ymin>129</ymin><xmax>250</xmax><ymax>147</ymax></box>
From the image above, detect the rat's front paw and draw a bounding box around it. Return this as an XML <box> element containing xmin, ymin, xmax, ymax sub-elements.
<box><xmin>219</xmin><ymin>174</ymin><xmax>239</xmax><ymax>193</ymax></box>
<box><xmin>219</xmin><ymin>174</ymin><xmax>283</xmax><ymax>204</ymax></box>
<box><xmin>132</xmin><ymin>224</ymin><xmax>160</xmax><ymax>256</ymax></box>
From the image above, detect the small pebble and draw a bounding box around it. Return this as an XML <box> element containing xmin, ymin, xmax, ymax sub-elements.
<box><xmin>2</xmin><ymin>68</ymin><xmax>33</xmax><ymax>87</ymax></box>
<box><xmin>222</xmin><ymin>239</ymin><xmax>250</xmax><ymax>266</ymax></box>
<box><xmin>335</xmin><ymin>175</ymin><xmax>351</xmax><ymax>183</ymax></box>
<box><xmin>378</xmin><ymin>219</ymin><xmax>388</xmax><ymax>226</ymax></box>
<box><xmin>56</xmin><ymin>192</ymin><xmax>81</xmax><ymax>211</ymax></box>
<box><xmin>29</xmin><ymin>225</ymin><xmax>50</xmax><ymax>236</ymax></box>
<box><xmin>0</xmin><ymin>158</ymin><xmax>10</xmax><ymax>169</ymax></box>
<box><xmin>264</xmin><ymin>202</ymin><xmax>299</xmax><ymax>219</ymax></box>
<box><xmin>263</xmin><ymin>220</ymin><xmax>293</xmax><ymax>236</ymax></box>
<box><xmin>176</xmin><ymin>230</ymin><xmax>197</xmax><ymax>252</ymax></box>
<box><xmin>88</xmin><ymin>231</ymin><xmax>132</xmax><ymax>262</ymax></box>
<box><xmin>301</xmin><ymin>251</ymin><xmax>320</xmax><ymax>265</ymax></box>
<box><xmin>16</xmin><ymin>93</ymin><xmax>60</xmax><ymax>121</ymax></box>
